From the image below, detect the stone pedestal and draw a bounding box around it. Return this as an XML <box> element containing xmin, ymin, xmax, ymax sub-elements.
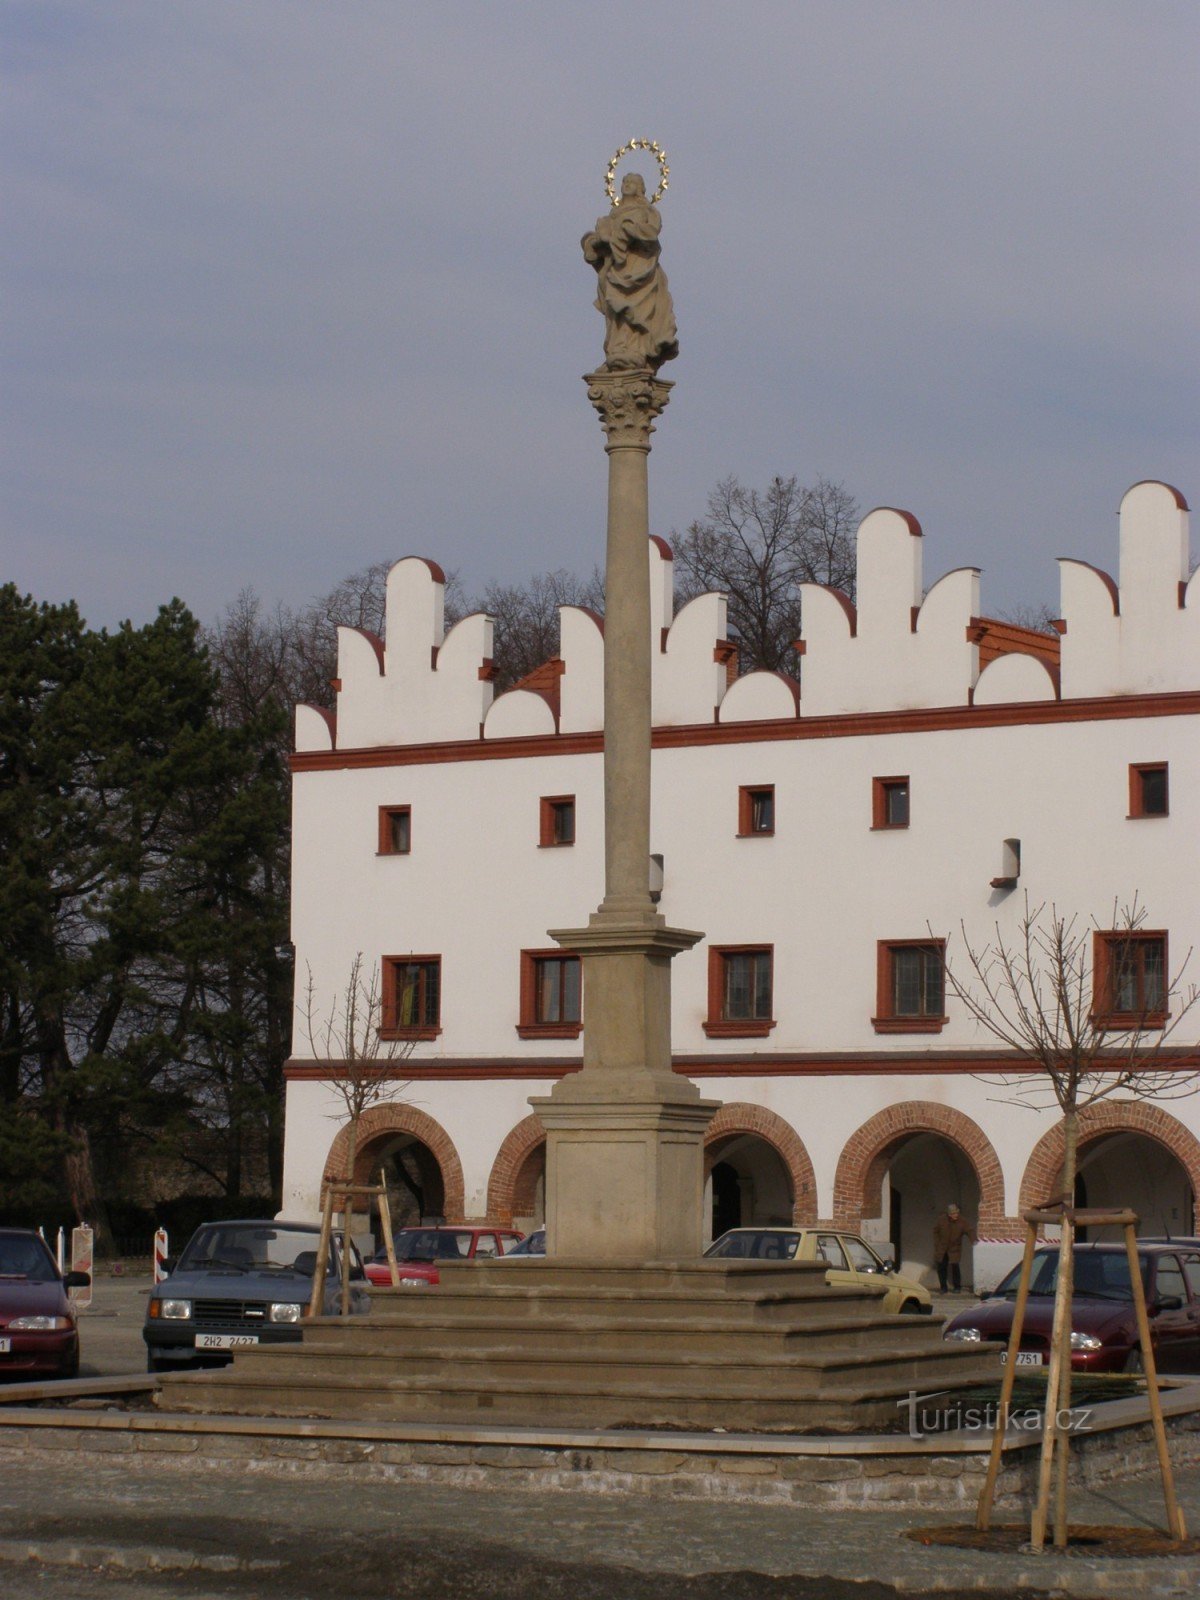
<box><xmin>530</xmin><ymin>916</ymin><xmax>717</xmax><ymax>1260</ymax></box>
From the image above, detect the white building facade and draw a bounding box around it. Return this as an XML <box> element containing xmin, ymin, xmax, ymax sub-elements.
<box><xmin>282</xmin><ymin>480</ymin><xmax>1200</xmax><ymax>1290</ymax></box>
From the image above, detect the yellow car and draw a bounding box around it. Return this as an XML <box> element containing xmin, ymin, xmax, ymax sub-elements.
<box><xmin>704</xmin><ymin>1227</ymin><xmax>933</xmax><ymax>1315</ymax></box>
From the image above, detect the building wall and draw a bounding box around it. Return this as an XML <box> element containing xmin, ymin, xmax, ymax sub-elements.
<box><xmin>284</xmin><ymin>482</ymin><xmax>1200</xmax><ymax>1287</ymax></box>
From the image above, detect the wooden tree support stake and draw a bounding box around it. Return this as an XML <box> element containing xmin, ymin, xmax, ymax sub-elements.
<box><xmin>975</xmin><ymin>1205</ymin><xmax>1186</xmax><ymax>1548</ymax></box>
<box><xmin>307</xmin><ymin>1172</ymin><xmax>398</xmax><ymax>1317</ymax></box>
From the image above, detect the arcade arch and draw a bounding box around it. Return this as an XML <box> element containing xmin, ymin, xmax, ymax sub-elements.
<box><xmin>323</xmin><ymin>1105</ymin><xmax>465</xmax><ymax>1239</ymax></box>
<box><xmin>486</xmin><ymin>1115</ymin><xmax>547</xmax><ymax>1230</ymax></box>
<box><xmin>703</xmin><ymin>1103</ymin><xmax>817</xmax><ymax>1242</ymax></box>
<box><xmin>1019</xmin><ymin>1102</ymin><xmax>1200</xmax><ymax>1235</ymax></box>
<box><xmin>833</xmin><ymin>1102</ymin><xmax>1005</xmax><ymax>1288</ymax></box>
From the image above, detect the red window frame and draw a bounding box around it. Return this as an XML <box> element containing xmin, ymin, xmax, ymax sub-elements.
<box><xmin>704</xmin><ymin>945</ymin><xmax>775</xmax><ymax>1038</ymax></box>
<box><xmin>737</xmin><ymin>785</ymin><xmax>776</xmax><ymax>837</ymax></box>
<box><xmin>1093</xmin><ymin>931</ymin><xmax>1168</xmax><ymax>1030</ymax></box>
<box><xmin>1128</xmin><ymin>764</ymin><xmax>1168</xmax><ymax>819</ymax></box>
<box><xmin>518</xmin><ymin>949</ymin><xmax>583</xmax><ymax>1039</ymax></box>
<box><xmin>539</xmin><ymin>795</ymin><xmax>576</xmax><ymax>848</ymax></box>
<box><xmin>381</xmin><ymin>955</ymin><xmax>442</xmax><ymax>1040</ymax></box>
<box><xmin>873</xmin><ymin>940</ymin><xmax>947</xmax><ymax>1033</ymax></box>
<box><xmin>377</xmin><ymin>805</ymin><xmax>412</xmax><ymax>855</ymax></box>
<box><xmin>872</xmin><ymin>777</ymin><xmax>910</xmax><ymax>830</ymax></box>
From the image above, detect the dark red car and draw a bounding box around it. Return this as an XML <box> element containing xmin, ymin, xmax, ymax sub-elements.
<box><xmin>0</xmin><ymin>1228</ymin><xmax>90</xmax><ymax>1379</ymax></box>
<box><xmin>943</xmin><ymin>1242</ymin><xmax>1200</xmax><ymax>1374</ymax></box>
<box><xmin>365</xmin><ymin>1226</ymin><xmax>524</xmax><ymax>1287</ymax></box>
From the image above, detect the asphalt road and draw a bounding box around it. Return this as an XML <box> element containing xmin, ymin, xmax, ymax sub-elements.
<box><xmin>74</xmin><ymin>1272</ymin><xmax>155</xmax><ymax>1377</ymax></box>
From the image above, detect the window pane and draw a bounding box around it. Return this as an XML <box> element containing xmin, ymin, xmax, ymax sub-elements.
<box><xmin>1139</xmin><ymin>767</ymin><xmax>1167</xmax><ymax>815</ymax></box>
<box><xmin>751</xmin><ymin>790</ymin><xmax>774</xmax><ymax>831</ymax></box>
<box><xmin>885</xmin><ymin>782</ymin><xmax>909</xmax><ymax>826</ymax></box>
<box><xmin>422</xmin><ymin>961</ymin><xmax>440</xmax><ymax>1025</ymax></box>
<box><xmin>1143</xmin><ymin>939</ymin><xmax>1165</xmax><ymax>1010</ymax></box>
<box><xmin>921</xmin><ymin>947</ymin><xmax>944</xmax><ymax>1014</ymax></box>
<box><xmin>553</xmin><ymin>802</ymin><xmax>575</xmax><ymax>844</ymax></box>
<box><xmin>536</xmin><ymin>960</ymin><xmax>560</xmax><ymax>1022</ymax></box>
<box><xmin>562</xmin><ymin>957</ymin><xmax>581</xmax><ymax>1022</ymax></box>
<box><xmin>724</xmin><ymin>953</ymin><xmax>752</xmax><ymax>1017</ymax></box>
<box><xmin>389</xmin><ymin>811</ymin><xmax>410</xmax><ymax>852</ymax></box>
<box><xmin>893</xmin><ymin>948</ymin><xmax>921</xmax><ymax>1014</ymax></box>
<box><xmin>1113</xmin><ymin>942</ymin><xmax>1138</xmax><ymax>1012</ymax></box>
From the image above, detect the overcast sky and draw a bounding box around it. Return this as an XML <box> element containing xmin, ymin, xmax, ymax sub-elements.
<box><xmin>4</xmin><ymin>2</ymin><xmax>1197</xmax><ymax>631</ymax></box>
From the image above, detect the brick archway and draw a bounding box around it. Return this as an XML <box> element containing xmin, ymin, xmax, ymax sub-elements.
<box><xmin>1019</xmin><ymin>1101</ymin><xmax>1200</xmax><ymax>1214</ymax></box>
<box><xmin>833</xmin><ymin>1102</ymin><xmax>1005</xmax><ymax>1228</ymax></box>
<box><xmin>486</xmin><ymin>1114</ymin><xmax>546</xmax><ymax>1227</ymax></box>
<box><xmin>704</xmin><ymin>1102</ymin><xmax>818</xmax><ymax>1225</ymax></box>
<box><xmin>323</xmin><ymin>1105</ymin><xmax>465</xmax><ymax>1223</ymax></box>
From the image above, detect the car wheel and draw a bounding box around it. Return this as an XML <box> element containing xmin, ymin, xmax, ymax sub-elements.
<box><xmin>147</xmin><ymin>1353</ymin><xmax>168</xmax><ymax>1375</ymax></box>
<box><xmin>898</xmin><ymin>1299</ymin><xmax>922</xmax><ymax>1315</ymax></box>
<box><xmin>1123</xmin><ymin>1346</ymin><xmax>1144</xmax><ymax>1375</ymax></box>
<box><xmin>60</xmin><ymin>1345</ymin><xmax>80</xmax><ymax>1380</ymax></box>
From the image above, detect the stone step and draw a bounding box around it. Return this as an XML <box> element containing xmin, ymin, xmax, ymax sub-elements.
<box><xmin>221</xmin><ymin>1337</ymin><xmax>981</xmax><ymax>1395</ymax></box>
<box><xmin>157</xmin><ymin>1361</ymin><xmax>991</xmax><ymax>1433</ymax></box>
<box><xmin>362</xmin><ymin>1283</ymin><xmax>890</xmax><ymax>1325</ymax></box>
<box><xmin>307</xmin><ymin>1310</ymin><xmax>939</xmax><ymax>1357</ymax></box>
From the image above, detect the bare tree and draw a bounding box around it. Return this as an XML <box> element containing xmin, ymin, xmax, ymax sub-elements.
<box><xmin>940</xmin><ymin>896</ymin><xmax>1198</xmax><ymax>1211</ymax></box>
<box><xmin>302</xmin><ymin>955</ymin><xmax>415</xmax><ymax>1313</ymax></box>
<box><xmin>671</xmin><ymin>475</ymin><xmax>858</xmax><ymax>673</ymax></box>
<box><xmin>471</xmin><ymin>567</ymin><xmax>604</xmax><ymax>692</ymax></box>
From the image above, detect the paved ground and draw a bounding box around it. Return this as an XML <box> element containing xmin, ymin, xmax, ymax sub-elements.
<box><xmin>2</xmin><ymin>1443</ymin><xmax>1198</xmax><ymax>1599</ymax></box>
<box><xmin>9</xmin><ymin>1275</ymin><xmax>1189</xmax><ymax>1597</ymax></box>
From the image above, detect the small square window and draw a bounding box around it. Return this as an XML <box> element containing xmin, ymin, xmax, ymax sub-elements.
<box><xmin>518</xmin><ymin>950</ymin><xmax>582</xmax><ymax>1038</ymax></box>
<box><xmin>1129</xmin><ymin>764</ymin><xmax>1168</xmax><ymax>819</ymax></box>
<box><xmin>1094</xmin><ymin>931</ymin><xmax>1168</xmax><ymax>1029</ymax></box>
<box><xmin>872</xmin><ymin>777</ymin><xmax>909</xmax><ymax>829</ymax></box>
<box><xmin>704</xmin><ymin>946</ymin><xmax>775</xmax><ymax>1038</ymax></box>
<box><xmin>381</xmin><ymin>956</ymin><xmax>441</xmax><ymax>1038</ymax></box>
<box><xmin>873</xmin><ymin>941</ymin><xmax>946</xmax><ymax>1033</ymax></box>
<box><xmin>378</xmin><ymin>806</ymin><xmax>411</xmax><ymax>855</ymax></box>
<box><xmin>738</xmin><ymin>785</ymin><xmax>775</xmax><ymax>836</ymax></box>
<box><xmin>539</xmin><ymin>795</ymin><xmax>575</xmax><ymax>847</ymax></box>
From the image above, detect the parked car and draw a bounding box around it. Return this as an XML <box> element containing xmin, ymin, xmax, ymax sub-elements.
<box><xmin>144</xmin><ymin>1219</ymin><xmax>370</xmax><ymax>1372</ymax></box>
<box><xmin>497</xmin><ymin>1228</ymin><xmax>546</xmax><ymax>1259</ymax></box>
<box><xmin>703</xmin><ymin>1227</ymin><xmax>933</xmax><ymax>1315</ymax></box>
<box><xmin>942</xmin><ymin>1242</ymin><xmax>1200</xmax><ymax>1373</ymax></box>
<box><xmin>365</xmin><ymin>1226</ymin><xmax>525</xmax><ymax>1286</ymax></box>
<box><xmin>0</xmin><ymin>1228</ymin><xmax>89</xmax><ymax>1379</ymax></box>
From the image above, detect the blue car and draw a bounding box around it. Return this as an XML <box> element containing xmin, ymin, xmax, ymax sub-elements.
<box><xmin>143</xmin><ymin>1219</ymin><xmax>370</xmax><ymax>1372</ymax></box>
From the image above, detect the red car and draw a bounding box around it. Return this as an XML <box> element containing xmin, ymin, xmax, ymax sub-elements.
<box><xmin>365</xmin><ymin>1226</ymin><xmax>524</xmax><ymax>1287</ymax></box>
<box><xmin>0</xmin><ymin>1228</ymin><xmax>90</xmax><ymax>1379</ymax></box>
<box><xmin>943</xmin><ymin>1242</ymin><xmax>1200</xmax><ymax>1374</ymax></box>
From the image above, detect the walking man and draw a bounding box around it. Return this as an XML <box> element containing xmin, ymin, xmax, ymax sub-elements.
<box><xmin>933</xmin><ymin>1202</ymin><xmax>975</xmax><ymax>1292</ymax></box>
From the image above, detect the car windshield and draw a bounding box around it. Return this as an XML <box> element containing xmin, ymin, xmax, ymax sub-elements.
<box><xmin>705</xmin><ymin>1231</ymin><xmax>801</xmax><ymax>1261</ymax></box>
<box><xmin>505</xmin><ymin>1230</ymin><xmax>545</xmax><ymax>1256</ymax></box>
<box><xmin>992</xmin><ymin>1249</ymin><xmax>1148</xmax><ymax>1302</ymax></box>
<box><xmin>177</xmin><ymin>1224</ymin><xmax>332</xmax><ymax>1276</ymax></box>
<box><xmin>0</xmin><ymin>1235</ymin><xmax>57</xmax><ymax>1281</ymax></box>
<box><xmin>387</xmin><ymin>1229</ymin><xmax>476</xmax><ymax>1263</ymax></box>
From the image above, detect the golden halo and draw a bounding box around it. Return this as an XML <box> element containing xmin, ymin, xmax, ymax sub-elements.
<box><xmin>604</xmin><ymin>139</ymin><xmax>669</xmax><ymax>205</ymax></box>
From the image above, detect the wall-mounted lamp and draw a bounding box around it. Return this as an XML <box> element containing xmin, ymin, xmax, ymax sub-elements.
<box><xmin>649</xmin><ymin>853</ymin><xmax>664</xmax><ymax>903</ymax></box>
<box><xmin>990</xmin><ymin>838</ymin><xmax>1020</xmax><ymax>891</ymax></box>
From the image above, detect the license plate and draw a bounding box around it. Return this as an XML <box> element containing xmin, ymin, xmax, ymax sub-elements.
<box><xmin>1001</xmin><ymin>1350</ymin><xmax>1043</xmax><ymax>1366</ymax></box>
<box><xmin>0</xmin><ymin>1338</ymin><xmax>10</xmax><ymax>1353</ymax></box>
<box><xmin>195</xmin><ymin>1333</ymin><xmax>259</xmax><ymax>1350</ymax></box>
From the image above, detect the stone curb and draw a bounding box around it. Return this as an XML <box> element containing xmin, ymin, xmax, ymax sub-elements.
<box><xmin>0</xmin><ymin>1536</ymin><xmax>278</xmax><ymax>1575</ymax></box>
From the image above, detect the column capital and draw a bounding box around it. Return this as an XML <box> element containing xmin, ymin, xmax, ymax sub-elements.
<box><xmin>584</xmin><ymin>368</ymin><xmax>672</xmax><ymax>451</ymax></box>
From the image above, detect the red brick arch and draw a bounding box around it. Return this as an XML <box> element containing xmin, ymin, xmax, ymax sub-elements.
<box><xmin>833</xmin><ymin>1102</ymin><xmax>1006</xmax><ymax>1228</ymax></box>
<box><xmin>704</xmin><ymin>1102</ymin><xmax>818</xmax><ymax>1225</ymax></box>
<box><xmin>486</xmin><ymin>1114</ymin><xmax>547</xmax><ymax>1226</ymax></box>
<box><xmin>323</xmin><ymin>1105</ymin><xmax>465</xmax><ymax>1223</ymax></box>
<box><xmin>1018</xmin><ymin>1101</ymin><xmax>1200</xmax><ymax>1214</ymax></box>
